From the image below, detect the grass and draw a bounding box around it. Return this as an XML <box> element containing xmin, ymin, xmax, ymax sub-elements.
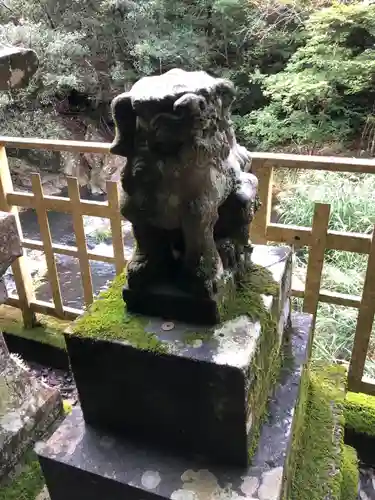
<box><xmin>276</xmin><ymin>169</ymin><xmax>375</xmax><ymax>378</ymax></box>
<box><xmin>290</xmin><ymin>363</ymin><xmax>347</xmax><ymax>500</ymax></box>
<box><xmin>89</xmin><ymin>227</ymin><xmax>112</xmax><ymax>244</ymax></box>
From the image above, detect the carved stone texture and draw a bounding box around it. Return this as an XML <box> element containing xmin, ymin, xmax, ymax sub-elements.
<box><xmin>110</xmin><ymin>69</ymin><xmax>259</xmax><ymax>322</ymax></box>
<box><xmin>0</xmin><ymin>46</ymin><xmax>39</xmax><ymax>91</ymax></box>
<box><xmin>0</xmin><ymin>211</ymin><xmax>22</xmax><ymax>280</ymax></box>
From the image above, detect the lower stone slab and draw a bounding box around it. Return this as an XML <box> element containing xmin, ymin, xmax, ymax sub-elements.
<box><xmin>36</xmin><ymin>312</ymin><xmax>312</xmax><ymax>500</ymax></box>
<box><xmin>0</xmin><ymin>333</ymin><xmax>63</xmax><ymax>479</ymax></box>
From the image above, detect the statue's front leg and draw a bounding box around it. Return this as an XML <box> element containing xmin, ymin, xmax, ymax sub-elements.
<box><xmin>181</xmin><ymin>199</ymin><xmax>223</xmax><ymax>297</ymax></box>
<box><xmin>128</xmin><ymin>223</ymin><xmax>171</xmax><ymax>290</ymax></box>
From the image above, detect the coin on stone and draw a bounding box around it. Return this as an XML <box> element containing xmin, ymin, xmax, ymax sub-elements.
<box><xmin>162</xmin><ymin>322</ymin><xmax>175</xmax><ymax>331</ymax></box>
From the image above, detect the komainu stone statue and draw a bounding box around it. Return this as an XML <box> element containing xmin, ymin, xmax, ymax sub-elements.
<box><xmin>110</xmin><ymin>69</ymin><xmax>259</xmax><ymax>323</ymax></box>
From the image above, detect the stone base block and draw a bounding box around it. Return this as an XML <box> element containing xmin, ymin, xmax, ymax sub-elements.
<box><xmin>65</xmin><ymin>246</ymin><xmax>292</xmax><ymax>466</ymax></box>
<box><xmin>0</xmin><ymin>333</ymin><xmax>63</xmax><ymax>479</ymax></box>
<box><xmin>37</xmin><ymin>313</ymin><xmax>312</xmax><ymax>500</ymax></box>
<box><xmin>123</xmin><ymin>282</ymin><xmax>229</xmax><ymax>325</ymax></box>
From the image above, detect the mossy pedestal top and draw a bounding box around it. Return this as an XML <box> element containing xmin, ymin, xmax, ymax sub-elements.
<box><xmin>70</xmin><ymin>245</ymin><xmax>292</xmax><ymax>360</ymax></box>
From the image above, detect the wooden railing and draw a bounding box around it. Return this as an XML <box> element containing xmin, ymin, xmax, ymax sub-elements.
<box><xmin>1</xmin><ymin>136</ymin><xmax>375</xmax><ymax>395</ymax></box>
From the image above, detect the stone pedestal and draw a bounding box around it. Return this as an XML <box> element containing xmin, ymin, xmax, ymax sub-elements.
<box><xmin>37</xmin><ymin>313</ymin><xmax>312</xmax><ymax>500</ymax></box>
<box><xmin>0</xmin><ymin>334</ymin><xmax>62</xmax><ymax>479</ymax></box>
<box><xmin>0</xmin><ymin>211</ymin><xmax>63</xmax><ymax>480</ymax></box>
<box><xmin>36</xmin><ymin>245</ymin><xmax>313</xmax><ymax>499</ymax></box>
<box><xmin>64</xmin><ymin>246</ymin><xmax>291</xmax><ymax>466</ymax></box>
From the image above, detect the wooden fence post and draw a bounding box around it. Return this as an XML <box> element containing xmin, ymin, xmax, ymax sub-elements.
<box><xmin>67</xmin><ymin>177</ymin><xmax>94</xmax><ymax>307</ymax></box>
<box><xmin>107</xmin><ymin>181</ymin><xmax>126</xmax><ymax>276</ymax></box>
<box><xmin>0</xmin><ymin>146</ymin><xmax>36</xmax><ymax>327</ymax></box>
<box><xmin>31</xmin><ymin>173</ymin><xmax>64</xmax><ymax>317</ymax></box>
<box><xmin>250</xmin><ymin>159</ymin><xmax>273</xmax><ymax>245</ymax></box>
<box><xmin>303</xmin><ymin>203</ymin><xmax>331</xmax><ymax>323</ymax></box>
<box><xmin>348</xmin><ymin>226</ymin><xmax>375</xmax><ymax>390</ymax></box>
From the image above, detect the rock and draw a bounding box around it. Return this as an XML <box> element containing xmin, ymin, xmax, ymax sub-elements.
<box><xmin>0</xmin><ymin>47</ymin><xmax>38</xmax><ymax>90</ymax></box>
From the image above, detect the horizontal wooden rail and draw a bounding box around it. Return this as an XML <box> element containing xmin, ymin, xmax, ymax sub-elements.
<box><xmin>0</xmin><ymin>137</ymin><xmax>110</xmax><ymax>154</ymax></box>
<box><xmin>292</xmin><ymin>286</ymin><xmax>361</xmax><ymax>308</ymax></box>
<box><xmin>267</xmin><ymin>224</ymin><xmax>372</xmax><ymax>254</ymax></box>
<box><xmin>22</xmin><ymin>238</ymin><xmax>116</xmax><ymax>264</ymax></box>
<box><xmin>8</xmin><ymin>191</ymin><xmax>110</xmax><ymax>217</ymax></box>
<box><xmin>6</xmin><ymin>296</ymin><xmax>81</xmax><ymax>321</ymax></box>
<box><xmin>1</xmin><ymin>136</ymin><xmax>375</xmax><ymax>173</ymax></box>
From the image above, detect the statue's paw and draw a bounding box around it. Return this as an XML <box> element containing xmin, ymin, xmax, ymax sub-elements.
<box><xmin>127</xmin><ymin>257</ymin><xmax>154</xmax><ymax>289</ymax></box>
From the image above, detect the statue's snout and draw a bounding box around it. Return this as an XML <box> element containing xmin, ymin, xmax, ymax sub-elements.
<box><xmin>173</xmin><ymin>93</ymin><xmax>207</xmax><ymax>115</ymax></box>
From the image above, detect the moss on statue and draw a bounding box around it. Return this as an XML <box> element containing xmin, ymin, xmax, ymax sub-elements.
<box><xmin>341</xmin><ymin>445</ymin><xmax>359</xmax><ymax>500</ymax></box>
<box><xmin>344</xmin><ymin>391</ymin><xmax>375</xmax><ymax>437</ymax></box>
<box><xmin>290</xmin><ymin>363</ymin><xmax>347</xmax><ymax>500</ymax></box>
<box><xmin>0</xmin><ymin>451</ymin><xmax>44</xmax><ymax>500</ymax></box>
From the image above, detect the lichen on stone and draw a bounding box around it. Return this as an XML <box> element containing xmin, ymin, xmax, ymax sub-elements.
<box><xmin>344</xmin><ymin>391</ymin><xmax>375</xmax><ymax>437</ymax></box>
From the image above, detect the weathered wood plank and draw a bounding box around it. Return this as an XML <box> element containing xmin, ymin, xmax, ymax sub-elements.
<box><xmin>348</xmin><ymin>227</ymin><xmax>375</xmax><ymax>385</ymax></box>
<box><xmin>22</xmin><ymin>238</ymin><xmax>115</xmax><ymax>264</ymax></box>
<box><xmin>1</xmin><ymin>136</ymin><xmax>375</xmax><ymax>173</ymax></box>
<box><xmin>5</xmin><ymin>296</ymin><xmax>81</xmax><ymax>320</ymax></box>
<box><xmin>250</xmin><ymin>160</ymin><xmax>272</xmax><ymax>244</ymax></box>
<box><xmin>106</xmin><ymin>181</ymin><xmax>126</xmax><ymax>275</ymax></box>
<box><xmin>8</xmin><ymin>191</ymin><xmax>110</xmax><ymax>217</ymax></box>
<box><xmin>0</xmin><ymin>147</ymin><xmax>36</xmax><ymax>327</ymax></box>
<box><xmin>67</xmin><ymin>177</ymin><xmax>94</xmax><ymax>307</ymax></box>
<box><xmin>31</xmin><ymin>174</ymin><xmax>64</xmax><ymax>317</ymax></box>
<box><xmin>303</xmin><ymin>203</ymin><xmax>330</xmax><ymax>319</ymax></box>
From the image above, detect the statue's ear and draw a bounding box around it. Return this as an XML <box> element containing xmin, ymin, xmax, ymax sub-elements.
<box><xmin>215</xmin><ymin>79</ymin><xmax>236</xmax><ymax>108</ymax></box>
<box><xmin>110</xmin><ymin>93</ymin><xmax>136</xmax><ymax>158</ymax></box>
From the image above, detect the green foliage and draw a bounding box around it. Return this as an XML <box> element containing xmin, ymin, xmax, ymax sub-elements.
<box><xmin>0</xmin><ymin>0</ymin><xmax>307</xmax><ymax>137</ymax></box>
<box><xmin>241</xmin><ymin>3</ymin><xmax>375</xmax><ymax>151</ymax></box>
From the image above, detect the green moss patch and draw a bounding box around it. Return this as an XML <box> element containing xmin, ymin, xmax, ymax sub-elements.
<box><xmin>282</xmin><ymin>365</ymin><xmax>310</xmax><ymax>499</ymax></box>
<box><xmin>291</xmin><ymin>363</ymin><xmax>347</xmax><ymax>500</ymax></box>
<box><xmin>71</xmin><ymin>264</ymin><xmax>279</xmax><ymax>352</ymax></box>
<box><xmin>344</xmin><ymin>391</ymin><xmax>375</xmax><ymax>437</ymax></box>
<box><xmin>0</xmin><ymin>451</ymin><xmax>44</xmax><ymax>500</ymax></box>
<box><xmin>224</xmin><ymin>264</ymin><xmax>281</xmax><ymax>461</ymax></box>
<box><xmin>0</xmin><ymin>305</ymin><xmax>68</xmax><ymax>350</ymax></box>
<box><xmin>71</xmin><ymin>273</ymin><xmax>167</xmax><ymax>352</ymax></box>
<box><xmin>341</xmin><ymin>445</ymin><xmax>358</xmax><ymax>500</ymax></box>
